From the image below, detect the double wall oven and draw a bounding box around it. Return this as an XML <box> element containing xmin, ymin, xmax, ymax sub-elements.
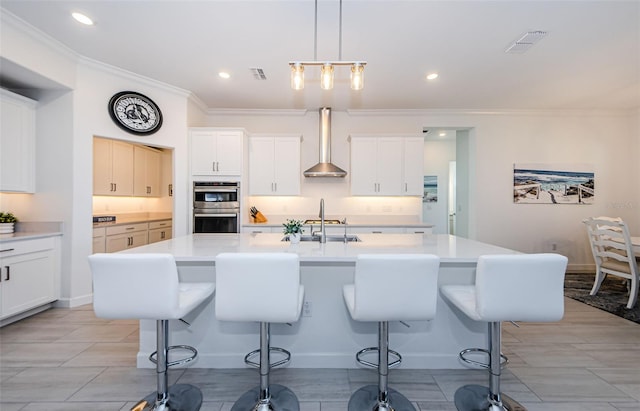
<box><xmin>192</xmin><ymin>181</ymin><xmax>240</xmax><ymax>233</ymax></box>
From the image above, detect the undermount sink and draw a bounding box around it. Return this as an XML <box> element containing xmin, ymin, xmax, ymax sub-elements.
<box><xmin>282</xmin><ymin>234</ymin><xmax>361</xmax><ymax>243</ymax></box>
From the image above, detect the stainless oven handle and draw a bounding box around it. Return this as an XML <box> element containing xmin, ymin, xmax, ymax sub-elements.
<box><xmin>194</xmin><ymin>213</ymin><xmax>238</xmax><ymax>218</ymax></box>
<box><xmin>193</xmin><ymin>188</ymin><xmax>238</xmax><ymax>193</ymax></box>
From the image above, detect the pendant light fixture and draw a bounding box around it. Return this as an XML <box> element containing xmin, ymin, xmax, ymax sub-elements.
<box><xmin>290</xmin><ymin>0</ymin><xmax>366</xmax><ymax>91</ymax></box>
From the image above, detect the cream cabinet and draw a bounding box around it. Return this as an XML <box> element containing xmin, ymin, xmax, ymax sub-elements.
<box><xmin>92</xmin><ymin>227</ymin><xmax>106</xmax><ymax>253</ymax></box>
<box><xmin>190</xmin><ymin>129</ymin><xmax>244</xmax><ymax>176</ymax></box>
<box><xmin>249</xmin><ymin>136</ymin><xmax>300</xmax><ymax>195</ymax></box>
<box><xmin>133</xmin><ymin>145</ymin><xmax>161</xmax><ymax>197</ymax></box>
<box><xmin>350</xmin><ymin>135</ymin><xmax>423</xmax><ymax>196</ymax></box>
<box><xmin>105</xmin><ymin>223</ymin><xmax>148</xmax><ymax>253</ymax></box>
<box><xmin>93</xmin><ymin>137</ymin><xmax>134</xmax><ymax>196</ymax></box>
<box><xmin>0</xmin><ymin>236</ymin><xmax>60</xmax><ymax>321</ymax></box>
<box><xmin>148</xmin><ymin>220</ymin><xmax>172</xmax><ymax>244</ymax></box>
<box><xmin>0</xmin><ymin>89</ymin><xmax>36</xmax><ymax>193</ymax></box>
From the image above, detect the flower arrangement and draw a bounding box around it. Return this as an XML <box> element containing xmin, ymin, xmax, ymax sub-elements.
<box><xmin>282</xmin><ymin>219</ymin><xmax>304</xmax><ymax>235</ymax></box>
<box><xmin>0</xmin><ymin>212</ymin><xmax>18</xmax><ymax>223</ymax></box>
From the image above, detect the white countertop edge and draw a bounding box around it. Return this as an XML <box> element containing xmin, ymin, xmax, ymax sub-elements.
<box><xmin>0</xmin><ymin>231</ymin><xmax>62</xmax><ymax>242</ymax></box>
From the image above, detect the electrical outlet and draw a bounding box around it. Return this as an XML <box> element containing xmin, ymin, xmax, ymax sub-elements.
<box><xmin>303</xmin><ymin>301</ymin><xmax>312</xmax><ymax>317</ymax></box>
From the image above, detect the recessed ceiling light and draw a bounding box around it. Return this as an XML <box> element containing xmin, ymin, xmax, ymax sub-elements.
<box><xmin>426</xmin><ymin>73</ymin><xmax>438</xmax><ymax>80</ymax></box>
<box><xmin>218</xmin><ymin>72</ymin><xmax>231</xmax><ymax>79</ymax></box>
<box><xmin>439</xmin><ymin>132</ymin><xmax>446</xmax><ymax>137</ymax></box>
<box><xmin>72</xmin><ymin>12</ymin><xmax>94</xmax><ymax>26</ymax></box>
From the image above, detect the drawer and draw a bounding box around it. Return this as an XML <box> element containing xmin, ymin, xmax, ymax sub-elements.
<box><xmin>105</xmin><ymin>222</ymin><xmax>148</xmax><ymax>236</ymax></box>
<box><xmin>93</xmin><ymin>227</ymin><xmax>105</xmax><ymax>238</ymax></box>
<box><xmin>149</xmin><ymin>220</ymin><xmax>172</xmax><ymax>230</ymax></box>
<box><xmin>0</xmin><ymin>237</ymin><xmax>56</xmax><ymax>257</ymax></box>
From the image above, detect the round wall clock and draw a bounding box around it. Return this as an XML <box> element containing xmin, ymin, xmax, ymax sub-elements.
<box><xmin>108</xmin><ymin>91</ymin><xmax>163</xmax><ymax>135</ymax></box>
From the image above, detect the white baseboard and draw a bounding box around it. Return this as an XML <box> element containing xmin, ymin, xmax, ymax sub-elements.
<box><xmin>54</xmin><ymin>293</ymin><xmax>93</xmax><ymax>308</ymax></box>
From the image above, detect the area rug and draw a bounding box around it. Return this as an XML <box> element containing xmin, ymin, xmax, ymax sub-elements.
<box><xmin>564</xmin><ymin>273</ymin><xmax>639</xmax><ymax>324</ymax></box>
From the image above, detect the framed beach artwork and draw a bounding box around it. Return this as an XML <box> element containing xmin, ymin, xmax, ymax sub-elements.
<box><xmin>423</xmin><ymin>175</ymin><xmax>438</xmax><ymax>202</ymax></box>
<box><xmin>513</xmin><ymin>163</ymin><xmax>594</xmax><ymax>205</ymax></box>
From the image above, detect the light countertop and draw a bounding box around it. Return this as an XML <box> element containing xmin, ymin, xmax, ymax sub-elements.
<box><xmin>119</xmin><ymin>232</ymin><xmax>518</xmax><ymax>264</ymax></box>
<box><xmin>243</xmin><ymin>214</ymin><xmax>433</xmax><ymax>228</ymax></box>
<box><xmin>92</xmin><ymin>212</ymin><xmax>172</xmax><ymax>228</ymax></box>
<box><xmin>0</xmin><ymin>222</ymin><xmax>63</xmax><ymax>242</ymax></box>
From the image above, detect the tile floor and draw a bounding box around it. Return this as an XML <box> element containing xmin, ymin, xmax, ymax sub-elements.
<box><xmin>1</xmin><ymin>297</ymin><xmax>639</xmax><ymax>410</ymax></box>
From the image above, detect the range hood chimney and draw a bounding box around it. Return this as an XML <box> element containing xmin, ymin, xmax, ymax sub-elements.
<box><xmin>303</xmin><ymin>107</ymin><xmax>347</xmax><ymax>178</ymax></box>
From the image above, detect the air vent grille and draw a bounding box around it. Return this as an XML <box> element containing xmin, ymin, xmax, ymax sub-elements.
<box><xmin>505</xmin><ymin>30</ymin><xmax>547</xmax><ymax>54</ymax></box>
<box><xmin>249</xmin><ymin>68</ymin><xmax>267</xmax><ymax>80</ymax></box>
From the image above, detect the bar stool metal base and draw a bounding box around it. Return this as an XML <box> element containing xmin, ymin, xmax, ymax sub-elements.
<box><xmin>230</xmin><ymin>383</ymin><xmax>299</xmax><ymax>411</ymax></box>
<box><xmin>453</xmin><ymin>385</ymin><xmax>526</xmax><ymax>411</ymax></box>
<box><xmin>348</xmin><ymin>385</ymin><xmax>415</xmax><ymax>411</ymax></box>
<box><xmin>135</xmin><ymin>383</ymin><xmax>203</xmax><ymax>411</ymax></box>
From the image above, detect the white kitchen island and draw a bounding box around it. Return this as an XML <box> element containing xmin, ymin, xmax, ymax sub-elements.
<box><xmin>119</xmin><ymin>233</ymin><xmax>520</xmax><ymax>369</ymax></box>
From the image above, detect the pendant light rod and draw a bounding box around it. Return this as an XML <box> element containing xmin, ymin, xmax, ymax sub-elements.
<box><xmin>339</xmin><ymin>0</ymin><xmax>343</xmax><ymax>61</ymax></box>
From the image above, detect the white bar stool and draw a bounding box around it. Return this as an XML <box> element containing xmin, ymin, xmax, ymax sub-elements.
<box><xmin>215</xmin><ymin>252</ymin><xmax>304</xmax><ymax>411</ymax></box>
<box><xmin>441</xmin><ymin>253</ymin><xmax>567</xmax><ymax>411</ymax></box>
<box><xmin>343</xmin><ymin>254</ymin><xmax>440</xmax><ymax>411</ymax></box>
<box><xmin>88</xmin><ymin>253</ymin><xmax>215</xmax><ymax>411</ymax></box>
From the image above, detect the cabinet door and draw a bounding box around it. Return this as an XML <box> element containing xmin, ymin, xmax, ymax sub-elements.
<box><xmin>1</xmin><ymin>251</ymin><xmax>55</xmax><ymax>318</ymax></box>
<box><xmin>133</xmin><ymin>146</ymin><xmax>161</xmax><ymax>197</ymax></box>
<box><xmin>0</xmin><ymin>91</ymin><xmax>35</xmax><ymax>193</ymax></box>
<box><xmin>93</xmin><ymin>137</ymin><xmax>113</xmax><ymax>195</ymax></box>
<box><xmin>350</xmin><ymin>137</ymin><xmax>379</xmax><ymax>195</ymax></box>
<box><xmin>149</xmin><ymin>227</ymin><xmax>172</xmax><ymax>244</ymax></box>
<box><xmin>92</xmin><ymin>235</ymin><xmax>106</xmax><ymax>254</ymax></box>
<box><xmin>403</xmin><ymin>137</ymin><xmax>424</xmax><ymax>195</ymax></box>
<box><xmin>110</xmin><ymin>140</ymin><xmax>134</xmax><ymax>196</ymax></box>
<box><xmin>273</xmin><ymin>137</ymin><xmax>300</xmax><ymax>195</ymax></box>
<box><xmin>190</xmin><ymin>131</ymin><xmax>217</xmax><ymax>175</ymax></box>
<box><xmin>130</xmin><ymin>231</ymin><xmax>148</xmax><ymax>248</ymax></box>
<box><xmin>376</xmin><ymin>138</ymin><xmax>403</xmax><ymax>195</ymax></box>
<box><xmin>105</xmin><ymin>233</ymin><xmax>130</xmax><ymax>253</ymax></box>
<box><xmin>216</xmin><ymin>132</ymin><xmax>243</xmax><ymax>175</ymax></box>
<box><xmin>249</xmin><ymin>138</ymin><xmax>276</xmax><ymax>195</ymax></box>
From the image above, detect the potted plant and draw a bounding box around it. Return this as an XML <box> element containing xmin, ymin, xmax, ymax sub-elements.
<box><xmin>0</xmin><ymin>212</ymin><xmax>18</xmax><ymax>234</ymax></box>
<box><xmin>282</xmin><ymin>219</ymin><xmax>304</xmax><ymax>243</ymax></box>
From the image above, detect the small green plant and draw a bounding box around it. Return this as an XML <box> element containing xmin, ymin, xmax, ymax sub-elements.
<box><xmin>282</xmin><ymin>219</ymin><xmax>304</xmax><ymax>235</ymax></box>
<box><xmin>0</xmin><ymin>212</ymin><xmax>18</xmax><ymax>223</ymax></box>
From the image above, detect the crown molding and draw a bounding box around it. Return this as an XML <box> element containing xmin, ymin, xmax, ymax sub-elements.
<box><xmin>346</xmin><ymin>108</ymin><xmax>636</xmax><ymax>118</ymax></box>
<box><xmin>206</xmin><ymin>108</ymin><xmax>308</xmax><ymax>116</ymax></box>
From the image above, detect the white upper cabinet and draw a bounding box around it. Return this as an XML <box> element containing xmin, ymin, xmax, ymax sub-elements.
<box><xmin>249</xmin><ymin>135</ymin><xmax>301</xmax><ymax>195</ymax></box>
<box><xmin>133</xmin><ymin>145</ymin><xmax>161</xmax><ymax>197</ymax></box>
<box><xmin>0</xmin><ymin>89</ymin><xmax>36</xmax><ymax>193</ymax></box>
<box><xmin>93</xmin><ymin>137</ymin><xmax>134</xmax><ymax>196</ymax></box>
<box><xmin>350</xmin><ymin>135</ymin><xmax>424</xmax><ymax>196</ymax></box>
<box><xmin>190</xmin><ymin>129</ymin><xmax>244</xmax><ymax>176</ymax></box>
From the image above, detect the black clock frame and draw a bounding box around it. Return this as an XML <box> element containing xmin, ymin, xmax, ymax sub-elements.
<box><xmin>108</xmin><ymin>91</ymin><xmax>163</xmax><ymax>135</ymax></box>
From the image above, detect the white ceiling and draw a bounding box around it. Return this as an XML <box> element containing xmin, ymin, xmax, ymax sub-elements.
<box><xmin>1</xmin><ymin>0</ymin><xmax>639</xmax><ymax>111</ymax></box>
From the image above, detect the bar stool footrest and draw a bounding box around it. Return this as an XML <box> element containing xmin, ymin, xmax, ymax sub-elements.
<box><xmin>355</xmin><ymin>347</ymin><xmax>402</xmax><ymax>369</ymax></box>
<box><xmin>149</xmin><ymin>345</ymin><xmax>198</xmax><ymax>368</ymax></box>
<box><xmin>244</xmin><ymin>346</ymin><xmax>291</xmax><ymax>369</ymax></box>
<box><xmin>459</xmin><ymin>348</ymin><xmax>508</xmax><ymax>370</ymax></box>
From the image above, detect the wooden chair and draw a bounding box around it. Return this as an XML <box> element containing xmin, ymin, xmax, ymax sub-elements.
<box><xmin>584</xmin><ymin>217</ymin><xmax>639</xmax><ymax>309</ymax></box>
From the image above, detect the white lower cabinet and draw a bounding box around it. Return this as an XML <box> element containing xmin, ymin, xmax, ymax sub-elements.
<box><xmin>105</xmin><ymin>223</ymin><xmax>148</xmax><ymax>253</ymax></box>
<box><xmin>0</xmin><ymin>237</ymin><xmax>60</xmax><ymax>320</ymax></box>
<box><xmin>148</xmin><ymin>220</ymin><xmax>172</xmax><ymax>244</ymax></box>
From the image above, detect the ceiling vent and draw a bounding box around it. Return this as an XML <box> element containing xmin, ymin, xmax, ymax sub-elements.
<box><xmin>505</xmin><ymin>31</ymin><xmax>547</xmax><ymax>54</ymax></box>
<box><xmin>249</xmin><ymin>68</ymin><xmax>267</xmax><ymax>80</ymax></box>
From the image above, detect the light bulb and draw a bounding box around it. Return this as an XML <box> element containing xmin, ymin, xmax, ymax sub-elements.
<box><xmin>321</xmin><ymin>64</ymin><xmax>334</xmax><ymax>90</ymax></box>
<box><xmin>291</xmin><ymin>63</ymin><xmax>304</xmax><ymax>90</ymax></box>
<box><xmin>351</xmin><ymin>63</ymin><xmax>364</xmax><ymax>90</ymax></box>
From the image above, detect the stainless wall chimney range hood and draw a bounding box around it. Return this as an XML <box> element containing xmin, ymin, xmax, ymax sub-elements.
<box><xmin>303</xmin><ymin>107</ymin><xmax>347</xmax><ymax>178</ymax></box>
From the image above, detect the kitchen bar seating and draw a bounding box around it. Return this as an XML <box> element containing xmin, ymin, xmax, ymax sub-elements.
<box><xmin>441</xmin><ymin>254</ymin><xmax>567</xmax><ymax>411</ymax></box>
<box><xmin>88</xmin><ymin>253</ymin><xmax>215</xmax><ymax>411</ymax></box>
<box><xmin>343</xmin><ymin>254</ymin><xmax>441</xmax><ymax>411</ymax></box>
<box><xmin>215</xmin><ymin>253</ymin><xmax>304</xmax><ymax>411</ymax></box>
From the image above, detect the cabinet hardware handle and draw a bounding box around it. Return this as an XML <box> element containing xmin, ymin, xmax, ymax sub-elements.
<box><xmin>5</xmin><ymin>266</ymin><xmax>10</xmax><ymax>281</ymax></box>
<box><xmin>372</xmin><ymin>231</ymin><xmax>382</xmax><ymax>234</ymax></box>
<box><xmin>274</xmin><ymin>182</ymin><xmax>277</xmax><ymax>192</ymax></box>
<box><xmin>161</xmin><ymin>231</ymin><xmax>165</xmax><ymax>239</ymax></box>
<box><xmin>212</xmin><ymin>162</ymin><xmax>215</xmax><ymax>171</ymax></box>
<box><xmin>114</xmin><ymin>183</ymin><xmax>117</xmax><ymax>192</ymax></box>
<box><xmin>0</xmin><ymin>248</ymin><xmax>15</xmax><ymax>253</ymax></box>
<box><xmin>126</xmin><ymin>227</ymin><xmax>135</xmax><ymax>230</ymax></box>
<box><xmin>405</xmin><ymin>183</ymin><xmax>408</xmax><ymax>192</ymax></box>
